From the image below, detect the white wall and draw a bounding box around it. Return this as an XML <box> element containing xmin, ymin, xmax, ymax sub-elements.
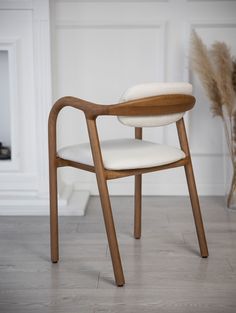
<box><xmin>0</xmin><ymin>0</ymin><xmax>54</xmax><ymax>213</ymax></box>
<box><xmin>0</xmin><ymin>0</ymin><xmax>234</xmax><ymax>214</ymax></box>
<box><xmin>51</xmin><ymin>0</ymin><xmax>236</xmax><ymax>197</ymax></box>
<box><xmin>0</xmin><ymin>50</ymin><xmax>10</xmax><ymax>147</ymax></box>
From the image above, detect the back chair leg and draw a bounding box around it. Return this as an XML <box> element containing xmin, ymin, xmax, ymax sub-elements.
<box><xmin>134</xmin><ymin>127</ymin><xmax>143</xmax><ymax>239</ymax></box>
<box><xmin>185</xmin><ymin>159</ymin><xmax>209</xmax><ymax>258</ymax></box>
<box><xmin>49</xmin><ymin>159</ymin><xmax>59</xmax><ymax>263</ymax></box>
<box><xmin>176</xmin><ymin>118</ymin><xmax>208</xmax><ymax>258</ymax></box>
<box><xmin>134</xmin><ymin>174</ymin><xmax>142</xmax><ymax>239</ymax></box>
<box><xmin>97</xmin><ymin>177</ymin><xmax>125</xmax><ymax>286</ymax></box>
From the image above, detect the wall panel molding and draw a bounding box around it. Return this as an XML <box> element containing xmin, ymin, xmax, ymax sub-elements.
<box><xmin>55</xmin><ymin>18</ymin><xmax>167</xmax><ymax>83</ymax></box>
<box><xmin>32</xmin><ymin>5</ymin><xmax>52</xmax><ymax>197</ymax></box>
<box><xmin>55</xmin><ymin>0</ymin><xmax>168</xmax><ymax>3</ymax></box>
<box><xmin>189</xmin><ymin>20</ymin><xmax>236</xmax><ymax>29</ymax></box>
<box><xmin>187</xmin><ymin>0</ymin><xmax>235</xmax><ymax>2</ymax></box>
<box><xmin>0</xmin><ymin>1</ymin><xmax>33</xmax><ymax>10</ymax></box>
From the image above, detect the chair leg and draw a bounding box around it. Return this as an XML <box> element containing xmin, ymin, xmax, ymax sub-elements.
<box><xmin>185</xmin><ymin>159</ymin><xmax>209</xmax><ymax>258</ymax></box>
<box><xmin>97</xmin><ymin>177</ymin><xmax>125</xmax><ymax>286</ymax></box>
<box><xmin>86</xmin><ymin>118</ymin><xmax>124</xmax><ymax>286</ymax></box>
<box><xmin>49</xmin><ymin>159</ymin><xmax>59</xmax><ymax>263</ymax></box>
<box><xmin>134</xmin><ymin>174</ymin><xmax>142</xmax><ymax>239</ymax></box>
<box><xmin>176</xmin><ymin>118</ymin><xmax>208</xmax><ymax>258</ymax></box>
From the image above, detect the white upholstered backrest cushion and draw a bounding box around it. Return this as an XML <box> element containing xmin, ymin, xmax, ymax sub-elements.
<box><xmin>118</xmin><ymin>82</ymin><xmax>193</xmax><ymax>127</ymax></box>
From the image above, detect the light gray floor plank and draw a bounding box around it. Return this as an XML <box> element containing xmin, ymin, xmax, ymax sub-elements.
<box><xmin>0</xmin><ymin>196</ymin><xmax>236</xmax><ymax>313</ymax></box>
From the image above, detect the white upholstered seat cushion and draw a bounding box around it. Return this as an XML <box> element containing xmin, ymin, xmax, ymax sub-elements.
<box><xmin>118</xmin><ymin>82</ymin><xmax>192</xmax><ymax>127</ymax></box>
<box><xmin>58</xmin><ymin>139</ymin><xmax>185</xmax><ymax>170</ymax></box>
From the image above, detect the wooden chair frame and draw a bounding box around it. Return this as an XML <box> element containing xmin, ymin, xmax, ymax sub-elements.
<box><xmin>48</xmin><ymin>94</ymin><xmax>208</xmax><ymax>287</ymax></box>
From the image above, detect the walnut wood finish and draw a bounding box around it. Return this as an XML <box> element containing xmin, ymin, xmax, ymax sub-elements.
<box><xmin>48</xmin><ymin>94</ymin><xmax>208</xmax><ymax>286</ymax></box>
<box><xmin>86</xmin><ymin>118</ymin><xmax>125</xmax><ymax>286</ymax></box>
<box><xmin>57</xmin><ymin>156</ymin><xmax>189</xmax><ymax>179</ymax></box>
<box><xmin>176</xmin><ymin>118</ymin><xmax>209</xmax><ymax>258</ymax></box>
<box><xmin>50</xmin><ymin>94</ymin><xmax>195</xmax><ymax>119</ymax></box>
<box><xmin>134</xmin><ymin>127</ymin><xmax>142</xmax><ymax>239</ymax></box>
<box><xmin>48</xmin><ymin>109</ymin><xmax>59</xmax><ymax>263</ymax></box>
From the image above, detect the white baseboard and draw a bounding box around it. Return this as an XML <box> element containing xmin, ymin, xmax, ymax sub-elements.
<box><xmin>0</xmin><ymin>190</ymin><xmax>90</xmax><ymax>216</ymax></box>
<box><xmin>0</xmin><ymin>177</ymin><xmax>224</xmax><ymax>215</ymax></box>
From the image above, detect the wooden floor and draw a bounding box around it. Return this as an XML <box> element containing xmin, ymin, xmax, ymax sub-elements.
<box><xmin>0</xmin><ymin>196</ymin><xmax>236</xmax><ymax>313</ymax></box>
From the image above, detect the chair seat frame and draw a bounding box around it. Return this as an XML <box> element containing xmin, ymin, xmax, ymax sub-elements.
<box><xmin>48</xmin><ymin>94</ymin><xmax>208</xmax><ymax>287</ymax></box>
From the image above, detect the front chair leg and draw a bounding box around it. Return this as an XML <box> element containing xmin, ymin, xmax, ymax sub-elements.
<box><xmin>97</xmin><ymin>177</ymin><xmax>125</xmax><ymax>286</ymax></box>
<box><xmin>185</xmin><ymin>159</ymin><xmax>209</xmax><ymax>258</ymax></box>
<box><xmin>86</xmin><ymin>118</ymin><xmax>124</xmax><ymax>286</ymax></box>
<box><xmin>134</xmin><ymin>174</ymin><xmax>142</xmax><ymax>239</ymax></box>
<box><xmin>49</xmin><ymin>160</ymin><xmax>59</xmax><ymax>263</ymax></box>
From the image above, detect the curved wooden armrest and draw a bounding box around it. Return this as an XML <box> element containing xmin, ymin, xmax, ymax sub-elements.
<box><xmin>48</xmin><ymin>96</ymin><xmax>96</xmax><ymax>150</ymax></box>
<box><xmin>49</xmin><ymin>94</ymin><xmax>195</xmax><ymax>122</ymax></box>
<box><xmin>48</xmin><ymin>96</ymin><xmax>101</xmax><ymax>121</ymax></box>
<box><xmin>107</xmin><ymin>94</ymin><xmax>195</xmax><ymax>117</ymax></box>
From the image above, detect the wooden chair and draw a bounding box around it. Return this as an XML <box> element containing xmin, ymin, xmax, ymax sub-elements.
<box><xmin>48</xmin><ymin>82</ymin><xmax>208</xmax><ymax>287</ymax></box>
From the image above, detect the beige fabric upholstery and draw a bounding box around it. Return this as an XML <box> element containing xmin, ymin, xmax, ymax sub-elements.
<box><xmin>118</xmin><ymin>82</ymin><xmax>192</xmax><ymax>127</ymax></box>
<box><xmin>58</xmin><ymin>138</ymin><xmax>185</xmax><ymax>170</ymax></box>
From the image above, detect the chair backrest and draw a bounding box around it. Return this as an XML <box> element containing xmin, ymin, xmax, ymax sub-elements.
<box><xmin>118</xmin><ymin>82</ymin><xmax>192</xmax><ymax>127</ymax></box>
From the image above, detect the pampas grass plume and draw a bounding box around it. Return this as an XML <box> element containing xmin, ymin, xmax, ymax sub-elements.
<box><xmin>232</xmin><ymin>59</ymin><xmax>236</xmax><ymax>94</ymax></box>
<box><xmin>211</xmin><ymin>42</ymin><xmax>234</xmax><ymax>115</ymax></box>
<box><xmin>190</xmin><ymin>30</ymin><xmax>236</xmax><ymax>208</ymax></box>
<box><xmin>190</xmin><ymin>30</ymin><xmax>222</xmax><ymax>117</ymax></box>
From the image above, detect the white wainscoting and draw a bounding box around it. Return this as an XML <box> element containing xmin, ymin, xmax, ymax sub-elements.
<box><xmin>0</xmin><ymin>0</ymin><xmax>90</xmax><ymax>215</ymax></box>
<box><xmin>51</xmin><ymin>0</ymin><xmax>236</xmax><ymax>199</ymax></box>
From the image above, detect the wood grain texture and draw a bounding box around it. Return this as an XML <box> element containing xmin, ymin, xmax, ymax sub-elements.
<box><xmin>50</xmin><ymin>94</ymin><xmax>195</xmax><ymax>119</ymax></box>
<box><xmin>176</xmin><ymin>118</ymin><xmax>208</xmax><ymax>257</ymax></box>
<box><xmin>86</xmin><ymin>119</ymin><xmax>125</xmax><ymax>286</ymax></box>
